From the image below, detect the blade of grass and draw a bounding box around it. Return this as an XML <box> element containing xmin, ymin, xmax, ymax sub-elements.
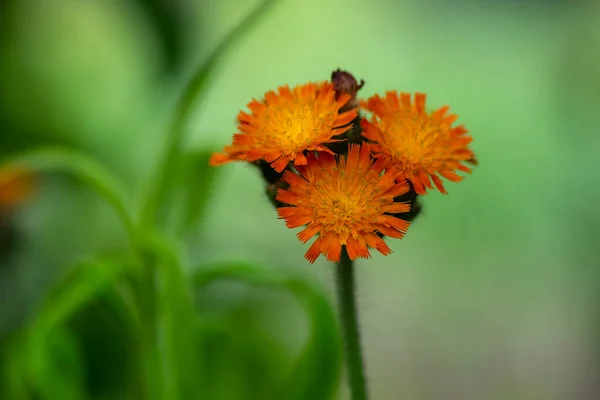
<box><xmin>162</xmin><ymin>148</ymin><xmax>220</xmax><ymax>236</ymax></box>
<box><xmin>137</xmin><ymin>233</ymin><xmax>202</xmax><ymax>400</ymax></box>
<box><xmin>14</xmin><ymin>259</ymin><xmax>132</xmax><ymax>399</ymax></box>
<box><xmin>26</xmin><ymin>326</ymin><xmax>86</xmax><ymax>400</ymax></box>
<box><xmin>140</xmin><ymin>0</ymin><xmax>281</xmax><ymax>229</ymax></box>
<box><xmin>31</xmin><ymin>258</ymin><xmax>130</xmax><ymax>331</ymax></box>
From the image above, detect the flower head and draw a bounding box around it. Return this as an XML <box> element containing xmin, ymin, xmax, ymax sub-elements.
<box><xmin>210</xmin><ymin>82</ymin><xmax>358</xmax><ymax>172</ymax></box>
<box><xmin>276</xmin><ymin>144</ymin><xmax>411</xmax><ymax>263</ymax></box>
<box><xmin>0</xmin><ymin>165</ymin><xmax>34</xmax><ymax>212</ymax></box>
<box><xmin>361</xmin><ymin>92</ymin><xmax>474</xmax><ymax>194</ymax></box>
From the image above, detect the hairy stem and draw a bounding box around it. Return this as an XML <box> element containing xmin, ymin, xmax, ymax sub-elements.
<box><xmin>335</xmin><ymin>248</ymin><xmax>368</xmax><ymax>400</ymax></box>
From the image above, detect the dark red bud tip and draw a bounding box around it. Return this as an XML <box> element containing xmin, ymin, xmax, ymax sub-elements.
<box><xmin>331</xmin><ymin>69</ymin><xmax>365</xmax><ymax>100</ymax></box>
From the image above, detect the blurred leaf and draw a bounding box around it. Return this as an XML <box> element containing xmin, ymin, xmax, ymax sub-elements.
<box><xmin>193</xmin><ymin>262</ymin><xmax>341</xmax><ymax>400</ymax></box>
<box><xmin>194</xmin><ymin>319</ymin><xmax>288</xmax><ymax>400</ymax></box>
<box><xmin>0</xmin><ymin>147</ymin><xmax>137</xmax><ymax>243</ymax></box>
<box><xmin>26</xmin><ymin>326</ymin><xmax>86</xmax><ymax>400</ymax></box>
<box><xmin>272</xmin><ymin>278</ymin><xmax>341</xmax><ymax>400</ymax></box>
<box><xmin>139</xmin><ymin>233</ymin><xmax>202</xmax><ymax>399</ymax></box>
<box><xmin>2</xmin><ymin>335</ymin><xmax>32</xmax><ymax>400</ymax></box>
<box><xmin>68</xmin><ymin>293</ymin><xmax>138</xmax><ymax>399</ymax></box>
<box><xmin>3</xmin><ymin>258</ymin><xmax>134</xmax><ymax>400</ymax></box>
<box><xmin>0</xmin><ymin>116</ymin><xmax>76</xmax><ymax>159</ymax></box>
<box><xmin>32</xmin><ymin>258</ymin><xmax>131</xmax><ymax>333</ymax></box>
<box><xmin>3</xmin><ymin>295</ymin><xmax>137</xmax><ymax>400</ymax></box>
<box><xmin>141</xmin><ymin>0</ymin><xmax>281</xmax><ymax>227</ymax></box>
<box><xmin>172</xmin><ymin>0</ymin><xmax>280</xmax><ymax>116</ymax></box>
<box><xmin>132</xmin><ymin>0</ymin><xmax>189</xmax><ymax>74</ymax></box>
<box><xmin>163</xmin><ymin>148</ymin><xmax>220</xmax><ymax>236</ymax></box>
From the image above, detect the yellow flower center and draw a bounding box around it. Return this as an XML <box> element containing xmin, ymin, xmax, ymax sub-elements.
<box><xmin>360</xmin><ymin>92</ymin><xmax>474</xmax><ymax>195</ymax></box>
<box><xmin>381</xmin><ymin>115</ymin><xmax>442</xmax><ymax>169</ymax></box>
<box><xmin>266</xmin><ymin>103</ymin><xmax>335</xmax><ymax>153</ymax></box>
<box><xmin>209</xmin><ymin>82</ymin><xmax>358</xmax><ymax>172</ymax></box>
<box><xmin>309</xmin><ymin>171</ymin><xmax>380</xmax><ymax>237</ymax></box>
<box><xmin>276</xmin><ymin>144</ymin><xmax>411</xmax><ymax>263</ymax></box>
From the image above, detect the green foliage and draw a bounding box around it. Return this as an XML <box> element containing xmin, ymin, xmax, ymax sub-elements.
<box><xmin>3</xmin><ymin>148</ymin><xmax>136</xmax><ymax>240</ymax></box>
<box><xmin>163</xmin><ymin>149</ymin><xmax>221</xmax><ymax>237</ymax></box>
<box><xmin>0</xmin><ymin>1</ymin><xmax>342</xmax><ymax>398</ymax></box>
<box><xmin>193</xmin><ymin>263</ymin><xmax>341</xmax><ymax>400</ymax></box>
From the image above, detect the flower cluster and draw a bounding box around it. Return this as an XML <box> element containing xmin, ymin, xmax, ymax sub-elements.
<box><xmin>210</xmin><ymin>70</ymin><xmax>476</xmax><ymax>263</ymax></box>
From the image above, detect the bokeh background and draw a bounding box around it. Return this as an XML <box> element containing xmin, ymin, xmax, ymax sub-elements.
<box><xmin>1</xmin><ymin>0</ymin><xmax>600</xmax><ymax>398</ymax></box>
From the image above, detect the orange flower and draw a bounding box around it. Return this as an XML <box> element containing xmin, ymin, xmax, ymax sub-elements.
<box><xmin>361</xmin><ymin>92</ymin><xmax>474</xmax><ymax>195</ymax></box>
<box><xmin>276</xmin><ymin>144</ymin><xmax>411</xmax><ymax>263</ymax></box>
<box><xmin>210</xmin><ymin>82</ymin><xmax>358</xmax><ymax>172</ymax></box>
<box><xmin>0</xmin><ymin>165</ymin><xmax>34</xmax><ymax>211</ymax></box>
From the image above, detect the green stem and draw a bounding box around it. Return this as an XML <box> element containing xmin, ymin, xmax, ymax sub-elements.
<box><xmin>138</xmin><ymin>261</ymin><xmax>163</xmax><ymax>400</ymax></box>
<box><xmin>335</xmin><ymin>248</ymin><xmax>368</xmax><ymax>400</ymax></box>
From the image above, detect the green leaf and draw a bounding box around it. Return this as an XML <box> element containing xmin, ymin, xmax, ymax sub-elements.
<box><xmin>140</xmin><ymin>0</ymin><xmax>281</xmax><ymax>228</ymax></box>
<box><xmin>272</xmin><ymin>278</ymin><xmax>341</xmax><ymax>400</ymax></box>
<box><xmin>173</xmin><ymin>0</ymin><xmax>281</xmax><ymax>116</ymax></box>
<box><xmin>26</xmin><ymin>326</ymin><xmax>86</xmax><ymax>400</ymax></box>
<box><xmin>68</xmin><ymin>292</ymin><xmax>138</xmax><ymax>398</ymax></box>
<box><xmin>192</xmin><ymin>262</ymin><xmax>341</xmax><ymax>400</ymax></box>
<box><xmin>194</xmin><ymin>319</ymin><xmax>288</xmax><ymax>400</ymax></box>
<box><xmin>0</xmin><ymin>147</ymin><xmax>137</xmax><ymax>245</ymax></box>
<box><xmin>130</xmin><ymin>0</ymin><xmax>189</xmax><ymax>74</ymax></box>
<box><xmin>138</xmin><ymin>233</ymin><xmax>203</xmax><ymax>400</ymax></box>
<box><xmin>5</xmin><ymin>258</ymin><xmax>134</xmax><ymax>400</ymax></box>
<box><xmin>161</xmin><ymin>148</ymin><xmax>220</xmax><ymax>236</ymax></box>
<box><xmin>2</xmin><ymin>335</ymin><xmax>31</xmax><ymax>400</ymax></box>
<box><xmin>33</xmin><ymin>258</ymin><xmax>130</xmax><ymax>331</ymax></box>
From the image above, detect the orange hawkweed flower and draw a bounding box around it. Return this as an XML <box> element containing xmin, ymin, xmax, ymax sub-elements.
<box><xmin>276</xmin><ymin>144</ymin><xmax>411</xmax><ymax>263</ymax></box>
<box><xmin>210</xmin><ymin>82</ymin><xmax>358</xmax><ymax>172</ymax></box>
<box><xmin>0</xmin><ymin>165</ymin><xmax>34</xmax><ymax>211</ymax></box>
<box><xmin>361</xmin><ymin>92</ymin><xmax>475</xmax><ymax>195</ymax></box>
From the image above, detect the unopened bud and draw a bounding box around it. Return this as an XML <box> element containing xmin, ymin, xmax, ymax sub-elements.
<box><xmin>331</xmin><ymin>69</ymin><xmax>365</xmax><ymax>112</ymax></box>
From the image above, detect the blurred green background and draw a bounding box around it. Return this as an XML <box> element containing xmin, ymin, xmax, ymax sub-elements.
<box><xmin>1</xmin><ymin>0</ymin><xmax>600</xmax><ymax>398</ymax></box>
